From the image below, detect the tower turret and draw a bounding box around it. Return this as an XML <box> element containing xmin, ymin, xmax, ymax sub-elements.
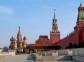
<box><xmin>50</xmin><ymin>9</ymin><xmax>60</xmax><ymax>44</ymax></box>
<box><xmin>9</xmin><ymin>36</ymin><xmax>17</xmax><ymax>50</ymax></box>
<box><xmin>17</xmin><ymin>27</ymin><xmax>22</xmax><ymax>42</ymax></box>
<box><xmin>77</xmin><ymin>3</ymin><xmax>84</xmax><ymax>21</ymax></box>
<box><xmin>10</xmin><ymin>36</ymin><xmax>16</xmax><ymax>41</ymax></box>
<box><xmin>22</xmin><ymin>36</ymin><xmax>27</xmax><ymax>53</ymax></box>
<box><xmin>17</xmin><ymin>26</ymin><xmax>23</xmax><ymax>48</ymax></box>
<box><xmin>23</xmin><ymin>36</ymin><xmax>27</xmax><ymax>48</ymax></box>
<box><xmin>75</xmin><ymin>4</ymin><xmax>84</xmax><ymax>30</ymax></box>
<box><xmin>52</xmin><ymin>9</ymin><xmax>59</xmax><ymax>33</ymax></box>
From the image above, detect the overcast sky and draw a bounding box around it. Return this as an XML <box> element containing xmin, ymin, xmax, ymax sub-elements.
<box><xmin>0</xmin><ymin>0</ymin><xmax>84</xmax><ymax>47</ymax></box>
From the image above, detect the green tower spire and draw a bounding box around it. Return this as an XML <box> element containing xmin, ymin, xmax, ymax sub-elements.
<box><xmin>78</xmin><ymin>3</ymin><xmax>84</xmax><ymax>21</ymax></box>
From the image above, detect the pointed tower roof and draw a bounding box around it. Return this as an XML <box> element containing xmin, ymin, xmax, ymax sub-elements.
<box><xmin>17</xmin><ymin>26</ymin><xmax>21</xmax><ymax>36</ymax></box>
<box><xmin>78</xmin><ymin>3</ymin><xmax>84</xmax><ymax>9</ymax></box>
<box><xmin>79</xmin><ymin>3</ymin><xmax>84</xmax><ymax>7</ymax></box>
<box><xmin>19</xmin><ymin>26</ymin><xmax>20</xmax><ymax>31</ymax></box>
<box><xmin>77</xmin><ymin>3</ymin><xmax>84</xmax><ymax>21</ymax></box>
<box><xmin>17</xmin><ymin>26</ymin><xmax>22</xmax><ymax>42</ymax></box>
<box><xmin>53</xmin><ymin>9</ymin><xmax>56</xmax><ymax>19</ymax></box>
<box><xmin>51</xmin><ymin>9</ymin><xmax>59</xmax><ymax>33</ymax></box>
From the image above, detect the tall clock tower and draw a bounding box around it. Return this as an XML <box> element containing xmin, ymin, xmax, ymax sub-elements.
<box><xmin>50</xmin><ymin>9</ymin><xmax>60</xmax><ymax>44</ymax></box>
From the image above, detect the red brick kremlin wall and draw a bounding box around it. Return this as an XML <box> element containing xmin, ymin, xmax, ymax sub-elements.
<box><xmin>53</xmin><ymin>4</ymin><xmax>84</xmax><ymax>48</ymax></box>
<box><xmin>35</xmin><ymin>4</ymin><xmax>84</xmax><ymax>49</ymax></box>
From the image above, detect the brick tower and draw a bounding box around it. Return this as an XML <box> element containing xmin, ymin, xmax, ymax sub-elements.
<box><xmin>74</xmin><ymin>4</ymin><xmax>84</xmax><ymax>41</ymax></box>
<box><xmin>76</xmin><ymin>4</ymin><xmax>84</xmax><ymax>28</ymax></box>
<box><xmin>50</xmin><ymin>9</ymin><xmax>60</xmax><ymax>44</ymax></box>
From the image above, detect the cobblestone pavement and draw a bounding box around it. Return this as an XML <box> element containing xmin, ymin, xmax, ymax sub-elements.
<box><xmin>0</xmin><ymin>54</ymin><xmax>35</xmax><ymax>62</ymax></box>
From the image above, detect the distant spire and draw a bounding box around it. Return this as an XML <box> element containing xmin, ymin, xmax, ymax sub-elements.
<box><xmin>79</xmin><ymin>3</ymin><xmax>84</xmax><ymax>7</ymax></box>
<box><xmin>17</xmin><ymin>26</ymin><xmax>22</xmax><ymax>42</ymax></box>
<box><xmin>53</xmin><ymin>9</ymin><xmax>56</xmax><ymax>19</ymax></box>
<box><xmin>80</xmin><ymin>3</ymin><xmax>82</xmax><ymax>7</ymax></box>
<box><xmin>77</xmin><ymin>3</ymin><xmax>84</xmax><ymax>21</ymax></box>
<box><xmin>19</xmin><ymin>26</ymin><xmax>20</xmax><ymax>31</ymax></box>
<box><xmin>51</xmin><ymin>9</ymin><xmax>59</xmax><ymax>33</ymax></box>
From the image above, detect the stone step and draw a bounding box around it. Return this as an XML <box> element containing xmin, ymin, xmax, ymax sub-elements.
<box><xmin>36</xmin><ymin>61</ymin><xmax>76</xmax><ymax>62</ymax></box>
<box><xmin>37</xmin><ymin>55</ymin><xmax>72</xmax><ymax>61</ymax></box>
